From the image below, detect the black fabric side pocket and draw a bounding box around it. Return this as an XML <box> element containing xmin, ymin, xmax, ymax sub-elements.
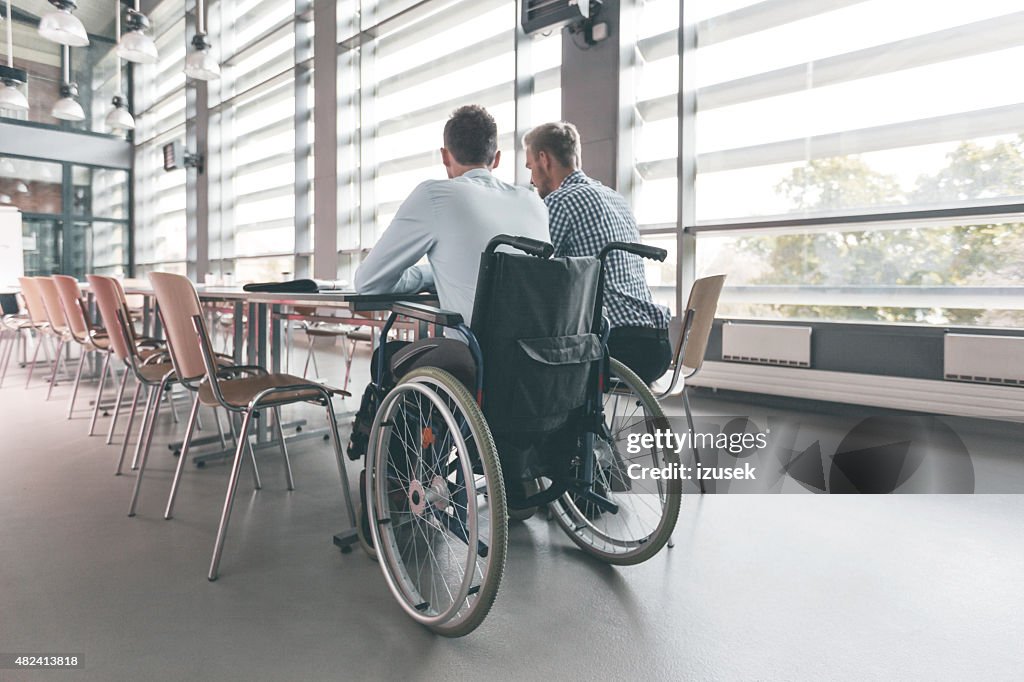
<box><xmin>505</xmin><ymin>333</ymin><xmax>603</xmax><ymax>431</ymax></box>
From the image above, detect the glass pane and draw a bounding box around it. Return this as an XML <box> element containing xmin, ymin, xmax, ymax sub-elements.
<box><xmin>697</xmin><ymin>219</ymin><xmax>1024</xmax><ymax>326</ymax></box>
<box><xmin>632</xmin><ymin>0</ymin><xmax>678</xmax><ymax>229</ymax></box>
<box><xmin>233</xmin><ymin>255</ymin><xmax>297</xmax><ymax>284</ymax></box>
<box><xmin>0</xmin><ymin>157</ymin><xmax>63</xmax><ymax>214</ymax></box>
<box><xmin>21</xmin><ymin>218</ymin><xmax>62</xmax><ymax>276</ymax></box>
<box><xmin>640</xmin><ymin>233</ymin><xmax>678</xmax><ymax>316</ymax></box>
<box><xmin>692</xmin><ymin>1</ymin><xmax>1024</xmax><ymax>223</ymax></box>
<box><xmin>336</xmin><ymin>0</ymin><xmax>553</xmax><ymax>274</ymax></box>
<box><xmin>0</xmin><ymin>19</ymin><xmax>61</xmax><ymax>127</ymax></box>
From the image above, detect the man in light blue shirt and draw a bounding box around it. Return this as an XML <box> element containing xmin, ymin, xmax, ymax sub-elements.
<box><xmin>354</xmin><ymin>105</ymin><xmax>549</xmax><ymax>388</ymax></box>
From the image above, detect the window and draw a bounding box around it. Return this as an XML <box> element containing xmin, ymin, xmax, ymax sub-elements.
<box><xmin>336</xmin><ymin>0</ymin><xmax>561</xmax><ymax>281</ymax></box>
<box><xmin>681</xmin><ymin>0</ymin><xmax>1024</xmax><ymax>326</ymax></box>
<box><xmin>625</xmin><ymin>0</ymin><xmax>680</xmax><ymax>313</ymax></box>
<box><xmin>133</xmin><ymin>0</ymin><xmax>188</xmax><ymax>274</ymax></box>
<box><xmin>208</xmin><ymin>0</ymin><xmax>306</xmax><ymax>283</ymax></box>
<box><xmin>0</xmin><ymin>156</ymin><xmax>129</xmax><ymax>277</ymax></box>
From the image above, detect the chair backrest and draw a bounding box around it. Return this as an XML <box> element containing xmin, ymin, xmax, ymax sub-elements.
<box><xmin>34</xmin><ymin>277</ymin><xmax>68</xmax><ymax>333</ymax></box>
<box><xmin>87</xmin><ymin>275</ymin><xmax>134</xmax><ymax>362</ymax></box>
<box><xmin>676</xmin><ymin>274</ymin><xmax>726</xmax><ymax>373</ymax></box>
<box><xmin>52</xmin><ymin>275</ymin><xmax>92</xmax><ymax>342</ymax></box>
<box><xmin>147</xmin><ymin>272</ymin><xmax>210</xmax><ymax>382</ymax></box>
<box><xmin>121</xmin><ymin>278</ymin><xmax>148</xmax><ymax>312</ymax></box>
<box><xmin>17</xmin><ymin>277</ymin><xmax>48</xmax><ymax>326</ymax></box>
<box><xmin>471</xmin><ymin>250</ymin><xmax>603</xmax><ymax>437</ymax></box>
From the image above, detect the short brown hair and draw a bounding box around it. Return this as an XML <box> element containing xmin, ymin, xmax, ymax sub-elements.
<box><xmin>443</xmin><ymin>105</ymin><xmax>498</xmax><ymax>166</ymax></box>
<box><xmin>523</xmin><ymin>121</ymin><xmax>581</xmax><ymax>169</ymax></box>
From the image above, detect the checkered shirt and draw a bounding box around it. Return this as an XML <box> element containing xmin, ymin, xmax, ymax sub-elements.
<box><xmin>544</xmin><ymin>170</ymin><xmax>670</xmax><ymax>329</ymax></box>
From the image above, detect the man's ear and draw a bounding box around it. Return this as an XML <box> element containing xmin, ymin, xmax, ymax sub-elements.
<box><xmin>440</xmin><ymin>147</ymin><xmax>452</xmax><ymax>169</ymax></box>
<box><xmin>537</xmin><ymin>150</ymin><xmax>551</xmax><ymax>171</ymax></box>
<box><xmin>491</xmin><ymin>149</ymin><xmax>501</xmax><ymax>170</ymax></box>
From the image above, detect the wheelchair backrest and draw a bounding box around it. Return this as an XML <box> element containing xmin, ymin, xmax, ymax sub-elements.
<box><xmin>470</xmin><ymin>251</ymin><xmax>604</xmax><ymax>435</ymax></box>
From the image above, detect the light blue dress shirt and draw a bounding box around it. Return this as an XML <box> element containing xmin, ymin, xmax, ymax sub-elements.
<box><xmin>355</xmin><ymin>168</ymin><xmax>550</xmax><ymax>327</ymax></box>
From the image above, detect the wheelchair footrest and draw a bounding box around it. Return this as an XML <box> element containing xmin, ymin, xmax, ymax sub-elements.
<box><xmin>565</xmin><ymin>482</ymin><xmax>620</xmax><ymax>515</ymax></box>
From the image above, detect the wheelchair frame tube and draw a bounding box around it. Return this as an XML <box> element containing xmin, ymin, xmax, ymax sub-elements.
<box><xmin>376</xmin><ymin>313</ymin><xmax>485</xmax><ymax>406</ymax></box>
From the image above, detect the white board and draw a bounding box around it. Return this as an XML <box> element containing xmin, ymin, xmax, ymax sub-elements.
<box><xmin>0</xmin><ymin>206</ymin><xmax>24</xmax><ymax>288</ymax></box>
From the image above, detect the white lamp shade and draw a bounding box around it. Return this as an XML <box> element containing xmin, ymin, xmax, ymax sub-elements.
<box><xmin>106</xmin><ymin>104</ymin><xmax>135</xmax><ymax>131</ymax></box>
<box><xmin>39</xmin><ymin>9</ymin><xmax>90</xmax><ymax>47</ymax></box>
<box><xmin>184</xmin><ymin>49</ymin><xmax>220</xmax><ymax>81</ymax></box>
<box><xmin>117</xmin><ymin>31</ymin><xmax>159</xmax><ymax>64</ymax></box>
<box><xmin>52</xmin><ymin>95</ymin><xmax>85</xmax><ymax>121</ymax></box>
<box><xmin>0</xmin><ymin>84</ymin><xmax>30</xmax><ymax>112</ymax></box>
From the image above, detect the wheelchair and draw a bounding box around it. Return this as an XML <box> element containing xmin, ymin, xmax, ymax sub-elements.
<box><xmin>353</xmin><ymin>235</ymin><xmax>682</xmax><ymax>637</ymax></box>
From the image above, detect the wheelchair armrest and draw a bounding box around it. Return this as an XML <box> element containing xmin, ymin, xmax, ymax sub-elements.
<box><xmin>392</xmin><ymin>302</ymin><xmax>464</xmax><ymax>328</ymax></box>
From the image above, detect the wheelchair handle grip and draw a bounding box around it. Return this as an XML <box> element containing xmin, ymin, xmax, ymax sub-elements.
<box><xmin>599</xmin><ymin>241</ymin><xmax>668</xmax><ymax>262</ymax></box>
<box><xmin>485</xmin><ymin>235</ymin><xmax>554</xmax><ymax>259</ymax></box>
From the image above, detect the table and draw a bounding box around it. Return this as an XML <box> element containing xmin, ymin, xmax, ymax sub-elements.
<box><xmin>113</xmin><ymin>284</ymin><xmax>437</xmax><ymax>446</ymax></box>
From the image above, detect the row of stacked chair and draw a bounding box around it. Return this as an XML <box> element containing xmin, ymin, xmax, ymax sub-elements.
<box><xmin>0</xmin><ymin>273</ymin><xmax>358</xmax><ymax>580</ymax></box>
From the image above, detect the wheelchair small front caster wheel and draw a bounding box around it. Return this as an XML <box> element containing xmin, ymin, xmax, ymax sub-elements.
<box><xmin>173</xmin><ymin>450</ymin><xmax>181</xmax><ymax>457</ymax></box>
<box><xmin>196</xmin><ymin>461</ymin><xmax>206</xmax><ymax>469</ymax></box>
<box><xmin>340</xmin><ymin>545</ymin><xmax>353</xmax><ymax>554</ymax></box>
<box><xmin>296</xmin><ymin>426</ymin><xmax>303</xmax><ymax>433</ymax></box>
<box><xmin>103</xmin><ymin>411</ymin><xmax>109</xmax><ymax>417</ymax></box>
<box><xmin>323</xmin><ymin>434</ymin><xmax>330</xmax><ymax>441</ymax></box>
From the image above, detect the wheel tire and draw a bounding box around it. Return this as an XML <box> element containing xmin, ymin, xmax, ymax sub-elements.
<box><xmin>367</xmin><ymin>367</ymin><xmax>507</xmax><ymax>638</ymax></box>
<box><xmin>550</xmin><ymin>358</ymin><xmax>681</xmax><ymax>566</ymax></box>
<box><xmin>355</xmin><ymin>501</ymin><xmax>377</xmax><ymax>561</ymax></box>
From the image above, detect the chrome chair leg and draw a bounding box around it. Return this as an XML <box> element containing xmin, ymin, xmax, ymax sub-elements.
<box><xmin>208</xmin><ymin>408</ymin><xmax>257</xmax><ymax>580</ymax></box>
<box><xmin>167</xmin><ymin>385</ymin><xmax>180</xmax><ymax>423</ymax></box>
<box><xmin>106</xmin><ymin>367</ymin><xmax>130</xmax><ymax>444</ymax></box>
<box><xmin>116</xmin><ymin>381</ymin><xmax>144</xmax><ymax>475</ymax></box>
<box><xmin>682</xmin><ymin>386</ymin><xmax>705</xmax><ymax>495</ymax></box>
<box><xmin>164</xmin><ymin>393</ymin><xmax>202</xmax><ymax>520</ymax></box>
<box><xmin>324</xmin><ymin>398</ymin><xmax>357</xmax><ymax>528</ymax></box>
<box><xmin>66</xmin><ymin>348</ymin><xmax>87</xmax><ymax>417</ymax></box>
<box><xmin>131</xmin><ymin>384</ymin><xmax>162</xmax><ymax>471</ymax></box>
<box><xmin>88</xmin><ymin>352</ymin><xmax>111</xmax><ymax>436</ymax></box>
<box><xmin>227</xmin><ymin>416</ymin><xmax>262</xmax><ymax>491</ymax></box>
<box><xmin>25</xmin><ymin>331</ymin><xmax>43</xmax><ymax>388</ymax></box>
<box><xmin>302</xmin><ymin>339</ymin><xmax>314</xmax><ymax>378</ymax></box>
<box><xmin>0</xmin><ymin>330</ymin><xmax>15</xmax><ymax>387</ymax></box>
<box><xmin>273</xmin><ymin>406</ymin><xmax>295</xmax><ymax>491</ymax></box>
<box><xmin>128</xmin><ymin>377</ymin><xmax>171</xmax><ymax>517</ymax></box>
<box><xmin>343</xmin><ymin>338</ymin><xmax>357</xmax><ymax>392</ymax></box>
<box><xmin>46</xmin><ymin>338</ymin><xmax>66</xmax><ymax>400</ymax></box>
<box><xmin>214</xmin><ymin>407</ymin><xmax>227</xmax><ymax>448</ymax></box>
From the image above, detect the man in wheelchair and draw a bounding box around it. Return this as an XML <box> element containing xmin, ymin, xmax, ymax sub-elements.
<box><xmin>352</xmin><ymin>105</ymin><xmax>549</xmax><ymax>399</ymax></box>
<box><xmin>350</xmin><ymin>232</ymin><xmax>683</xmax><ymax>638</ymax></box>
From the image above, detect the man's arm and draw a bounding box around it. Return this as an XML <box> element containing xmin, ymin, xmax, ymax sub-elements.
<box><xmin>354</xmin><ymin>183</ymin><xmax>437</xmax><ymax>294</ymax></box>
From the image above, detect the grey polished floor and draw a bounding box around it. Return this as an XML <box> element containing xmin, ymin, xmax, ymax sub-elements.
<box><xmin>1</xmin><ymin>343</ymin><xmax>1022</xmax><ymax>681</ymax></box>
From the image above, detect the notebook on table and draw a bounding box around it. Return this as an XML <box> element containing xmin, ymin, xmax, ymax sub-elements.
<box><xmin>242</xmin><ymin>279</ymin><xmax>351</xmax><ymax>293</ymax></box>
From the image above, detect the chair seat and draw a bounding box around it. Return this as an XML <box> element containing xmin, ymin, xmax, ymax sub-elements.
<box><xmin>87</xmin><ymin>334</ymin><xmax>111</xmax><ymax>350</ymax></box>
<box><xmin>3</xmin><ymin>315</ymin><xmax>32</xmax><ymax>330</ymax></box>
<box><xmin>136</xmin><ymin>361</ymin><xmax>177</xmax><ymax>382</ymax></box>
<box><xmin>305</xmin><ymin>325</ymin><xmax>349</xmax><ymax>338</ymax></box>
<box><xmin>198</xmin><ymin>373</ymin><xmax>348</xmax><ymax>408</ymax></box>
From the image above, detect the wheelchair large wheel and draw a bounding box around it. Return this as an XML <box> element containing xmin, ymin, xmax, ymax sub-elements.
<box><xmin>549</xmin><ymin>358</ymin><xmax>681</xmax><ymax>565</ymax></box>
<box><xmin>365</xmin><ymin>367</ymin><xmax>507</xmax><ymax>637</ymax></box>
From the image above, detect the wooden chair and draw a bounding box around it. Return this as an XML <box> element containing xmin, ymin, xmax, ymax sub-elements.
<box><xmin>147</xmin><ymin>272</ymin><xmax>357</xmax><ymax>580</ymax></box>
